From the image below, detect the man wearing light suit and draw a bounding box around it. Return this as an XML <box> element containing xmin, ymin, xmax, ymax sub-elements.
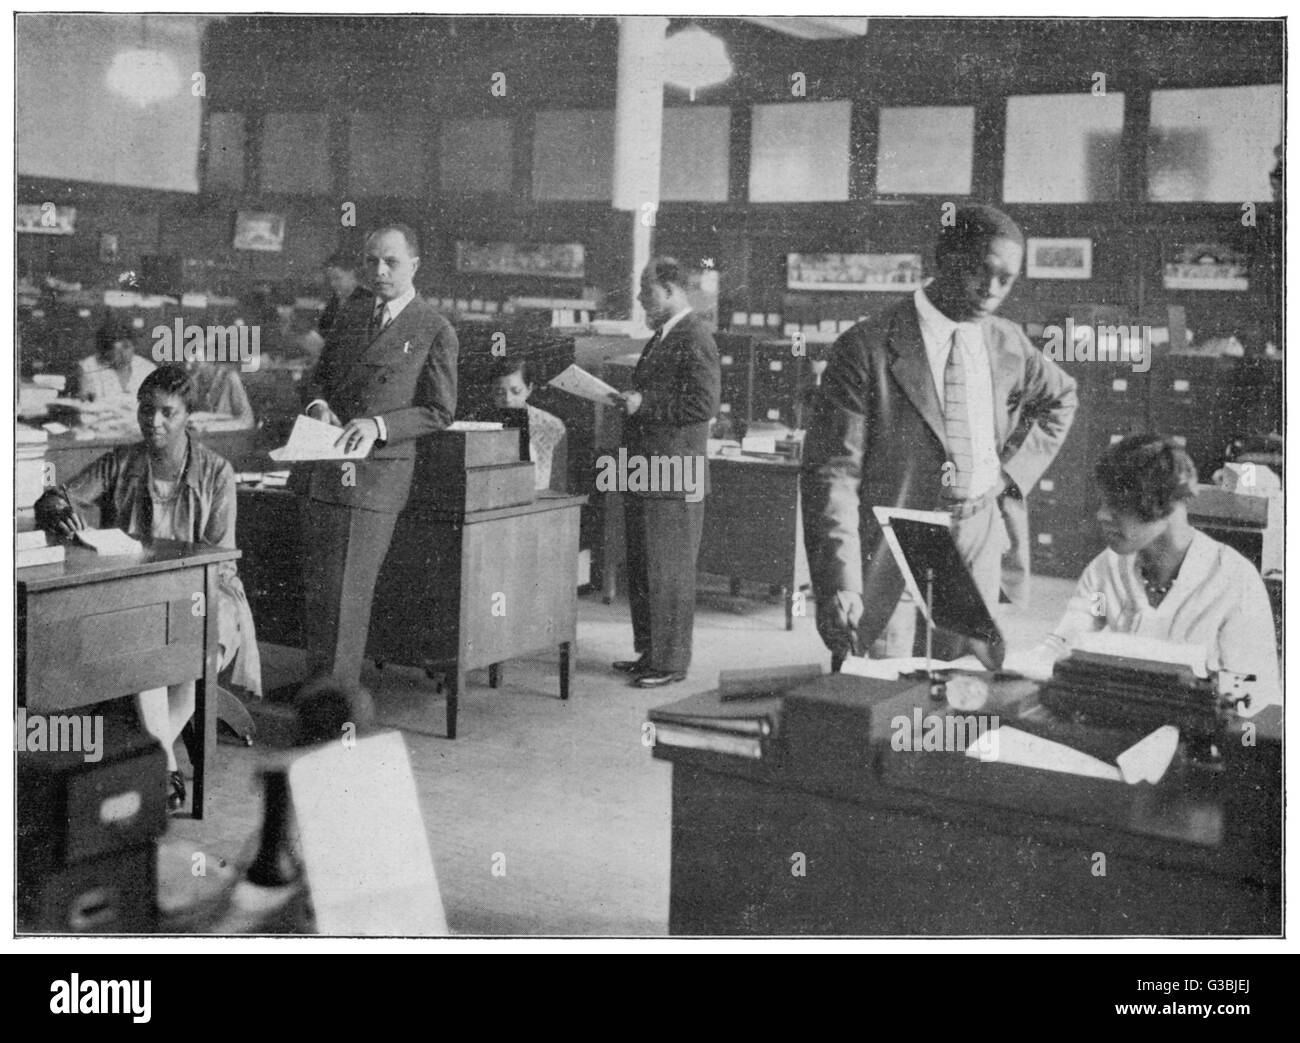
<box><xmin>298</xmin><ymin>224</ymin><xmax>458</xmax><ymax>688</ymax></box>
<box><xmin>802</xmin><ymin>204</ymin><xmax>1078</xmax><ymax>664</ymax></box>
<box><xmin>612</xmin><ymin>258</ymin><xmax>721</xmax><ymax>688</ymax></box>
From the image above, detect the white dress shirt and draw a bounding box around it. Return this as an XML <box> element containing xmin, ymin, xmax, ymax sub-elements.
<box><xmin>913</xmin><ymin>287</ymin><xmax>1001</xmax><ymax>499</ymax></box>
<box><xmin>1048</xmin><ymin>529</ymin><xmax>1281</xmax><ymax>713</ymax></box>
<box><xmin>307</xmin><ymin>285</ymin><xmax>418</xmax><ymax>443</ymax></box>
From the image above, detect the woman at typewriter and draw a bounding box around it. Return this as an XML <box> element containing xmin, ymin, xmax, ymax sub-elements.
<box><xmin>35</xmin><ymin>365</ymin><xmax>263</xmax><ymax>811</ymax></box>
<box><xmin>1039</xmin><ymin>433</ymin><xmax>1279</xmax><ymax>713</ymax></box>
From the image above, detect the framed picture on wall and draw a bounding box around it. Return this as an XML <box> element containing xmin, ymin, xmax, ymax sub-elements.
<box><xmin>1162</xmin><ymin>242</ymin><xmax>1249</xmax><ymax>291</ymax></box>
<box><xmin>786</xmin><ymin>252</ymin><xmax>923</xmax><ymax>292</ymax></box>
<box><xmin>233</xmin><ymin>211</ymin><xmax>286</xmax><ymax>252</ymax></box>
<box><xmin>1025</xmin><ymin>237</ymin><xmax>1093</xmax><ymax>280</ymax></box>
<box><xmin>16</xmin><ymin>202</ymin><xmax>76</xmax><ymax>236</ymax></box>
<box><xmin>455</xmin><ymin>240</ymin><xmax>585</xmax><ymax>279</ymax></box>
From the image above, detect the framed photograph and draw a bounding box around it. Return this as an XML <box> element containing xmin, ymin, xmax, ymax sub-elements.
<box><xmin>455</xmin><ymin>240</ymin><xmax>585</xmax><ymax>279</ymax></box>
<box><xmin>786</xmin><ymin>252</ymin><xmax>923</xmax><ymax>292</ymax></box>
<box><xmin>17</xmin><ymin>202</ymin><xmax>76</xmax><ymax>236</ymax></box>
<box><xmin>1026</xmin><ymin>237</ymin><xmax>1093</xmax><ymax>280</ymax></box>
<box><xmin>233</xmin><ymin>211</ymin><xmax>286</xmax><ymax>252</ymax></box>
<box><xmin>1162</xmin><ymin>242</ymin><xmax>1249</xmax><ymax>291</ymax></box>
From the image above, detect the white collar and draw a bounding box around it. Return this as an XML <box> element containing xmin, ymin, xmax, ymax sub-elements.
<box><xmin>913</xmin><ymin>286</ymin><xmax>981</xmax><ymax>347</ymax></box>
<box><xmin>376</xmin><ymin>285</ymin><xmax>417</xmax><ymax>320</ymax></box>
<box><xmin>656</xmin><ymin>307</ymin><xmax>693</xmax><ymax>341</ymax></box>
<box><xmin>1122</xmin><ymin>529</ymin><xmax>1217</xmax><ymax>607</ymax></box>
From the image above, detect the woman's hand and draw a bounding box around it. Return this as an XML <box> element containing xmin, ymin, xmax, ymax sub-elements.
<box><xmin>34</xmin><ymin>489</ymin><xmax>84</xmax><ymax>540</ymax></box>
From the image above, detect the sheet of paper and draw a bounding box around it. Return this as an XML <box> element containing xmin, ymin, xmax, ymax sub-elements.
<box><xmin>840</xmin><ymin>654</ymin><xmax>984</xmax><ymax>680</ymax></box>
<box><xmin>1116</xmin><ymin>725</ymin><xmax>1180</xmax><ymax>785</ymax></box>
<box><xmin>77</xmin><ymin>527</ymin><xmax>143</xmax><ymax>556</ymax></box>
<box><xmin>548</xmin><ymin>363</ymin><xmax>619</xmax><ymax>405</ymax></box>
<box><xmin>1075</xmin><ymin>631</ymin><xmax>1209</xmax><ymax>678</ymax></box>
<box><xmin>269</xmin><ymin>414</ymin><xmax>369</xmax><ymax>462</ymax></box>
<box><xmin>966</xmin><ymin>725</ymin><xmax>1122</xmax><ymax>782</ymax></box>
<box><xmin>447</xmin><ymin>420</ymin><xmax>504</xmax><ymax>432</ymax></box>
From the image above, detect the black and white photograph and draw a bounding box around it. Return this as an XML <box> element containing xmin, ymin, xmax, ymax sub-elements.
<box><xmin>7</xmin><ymin>7</ymin><xmax>1290</xmax><ymax>961</ymax></box>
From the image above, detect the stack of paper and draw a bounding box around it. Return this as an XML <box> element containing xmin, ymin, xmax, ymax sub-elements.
<box><xmin>548</xmin><ymin>364</ymin><xmax>619</xmax><ymax>405</ymax></box>
<box><xmin>269</xmin><ymin>415</ymin><xmax>369</xmax><ymax>462</ymax></box>
<box><xmin>76</xmin><ymin>528</ymin><xmax>143</xmax><ymax>556</ymax></box>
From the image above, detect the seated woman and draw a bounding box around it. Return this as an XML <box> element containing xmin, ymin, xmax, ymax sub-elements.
<box><xmin>1042</xmin><ymin>433</ymin><xmax>1280</xmax><ymax>713</ymax></box>
<box><xmin>481</xmin><ymin>355</ymin><xmax>568</xmax><ymax>492</ymax></box>
<box><xmin>187</xmin><ymin>353</ymin><xmax>255</xmax><ymax>428</ymax></box>
<box><xmin>78</xmin><ymin>315</ymin><xmax>156</xmax><ymax>404</ymax></box>
<box><xmin>36</xmin><ymin>365</ymin><xmax>263</xmax><ymax>811</ymax></box>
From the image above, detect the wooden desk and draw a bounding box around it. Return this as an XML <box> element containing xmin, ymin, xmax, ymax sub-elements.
<box><xmin>17</xmin><ymin>540</ymin><xmax>240</xmax><ymax>820</ymax></box>
<box><xmin>238</xmin><ymin>487</ymin><xmax>586</xmax><ymax>738</ymax></box>
<box><xmin>598</xmin><ymin>454</ymin><xmax>808</xmax><ymax>629</ymax></box>
<box><xmin>652</xmin><ymin>676</ymin><xmax>1281</xmax><ymax>935</ymax></box>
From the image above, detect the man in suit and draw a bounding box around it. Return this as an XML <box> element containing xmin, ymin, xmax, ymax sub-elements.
<box><xmin>318</xmin><ymin>250</ymin><xmax>372</xmax><ymax>338</ymax></box>
<box><xmin>612</xmin><ymin>258</ymin><xmax>721</xmax><ymax>688</ymax></box>
<box><xmin>298</xmin><ymin>224</ymin><xmax>458</xmax><ymax>688</ymax></box>
<box><xmin>802</xmin><ymin>204</ymin><xmax>1078</xmax><ymax>664</ymax></box>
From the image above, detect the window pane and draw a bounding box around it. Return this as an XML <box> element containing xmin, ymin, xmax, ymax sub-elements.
<box><xmin>1148</xmin><ymin>85</ymin><xmax>1281</xmax><ymax>202</ymax></box>
<box><xmin>661</xmin><ymin>106</ymin><xmax>730</xmax><ymax>202</ymax></box>
<box><xmin>533</xmin><ymin>109</ymin><xmax>614</xmax><ymax>201</ymax></box>
<box><xmin>749</xmin><ymin>100</ymin><xmax>851</xmax><ymax>202</ymax></box>
<box><xmin>1004</xmin><ymin>92</ymin><xmax>1125</xmax><ymax>202</ymax></box>
<box><xmin>349</xmin><ymin>112</ymin><xmax>426</xmax><ymax>198</ymax></box>
<box><xmin>206</xmin><ymin>112</ymin><xmax>245</xmax><ymax>191</ymax></box>
<box><xmin>262</xmin><ymin>112</ymin><xmax>330</xmax><ymax>194</ymax></box>
<box><xmin>440</xmin><ymin>117</ymin><xmax>513</xmax><ymax>193</ymax></box>
<box><xmin>876</xmin><ymin>106</ymin><xmax>974</xmax><ymax>195</ymax></box>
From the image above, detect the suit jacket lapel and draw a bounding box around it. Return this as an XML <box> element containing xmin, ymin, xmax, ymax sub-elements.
<box><xmin>888</xmin><ymin>304</ymin><xmax>948</xmax><ymax>450</ymax></box>
<box><xmin>982</xmin><ymin>322</ymin><xmax>1022</xmax><ymax>448</ymax></box>
<box><xmin>353</xmin><ymin>299</ymin><xmax>423</xmax><ymax>370</ymax></box>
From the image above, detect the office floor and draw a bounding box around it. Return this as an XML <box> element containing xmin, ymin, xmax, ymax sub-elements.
<box><xmin>166</xmin><ymin>572</ymin><xmax>1076</xmax><ymax>936</ymax></box>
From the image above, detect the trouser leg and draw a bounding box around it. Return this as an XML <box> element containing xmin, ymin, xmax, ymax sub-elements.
<box><xmin>643</xmin><ymin>497</ymin><xmax>704</xmax><ymax>674</ymax></box>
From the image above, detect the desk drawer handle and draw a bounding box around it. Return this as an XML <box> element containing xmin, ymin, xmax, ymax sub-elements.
<box><xmin>99</xmin><ymin>790</ymin><xmax>142</xmax><ymax>826</ymax></box>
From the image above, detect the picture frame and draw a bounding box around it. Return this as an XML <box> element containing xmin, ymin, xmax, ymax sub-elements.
<box><xmin>233</xmin><ymin>211</ymin><xmax>286</xmax><ymax>252</ymax></box>
<box><xmin>786</xmin><ymin>252</ymin><xmax>923</xmax><ymax>292</ymax></box>
<box><xmin>1162</xmin><ymin>242</ymin><xmax>1249</xmax><ymax>292</ymax></box>
<box><xmin>455</xmin><ymin>240</ymin><xmax>586</xmax><ymax>279</ymax></box>
<box><xmin>1025</xmin><ymin>237</ymin><xmax>1093</xmax><ymax>280</ymax></box>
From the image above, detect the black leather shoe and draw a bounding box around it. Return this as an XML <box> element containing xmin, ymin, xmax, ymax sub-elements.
<box><xmin>633</xmin><ymin>670</ymin><xmax>686</xmax><ymax>689</ymax></box>
<box><xmin>168</xmin><ymin>771</ymin><xmax>187</xmax><ymax>813</ymax></box>
<box><xmin>612</xmin><ymin>655</ymin><xmax>650</xmax><ymax>674</ymax></box>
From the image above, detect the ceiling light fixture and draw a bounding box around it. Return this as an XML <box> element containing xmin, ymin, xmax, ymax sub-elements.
<box><xmin>662</xmin><ymin>25</ymin><xmax>732</xmax><ymax>102</ymax></box>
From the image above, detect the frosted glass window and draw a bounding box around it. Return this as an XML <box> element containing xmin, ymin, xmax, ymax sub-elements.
<box><xmin>533</xmin><ymin>110</ymin><xmax>614</xmax><ymax>201</ymax></box>
<box><xmin>440</xmin><ymin>117</ymin><xmax>513</xmax><ymax>193</ymax></box>
<box><xmin>1004</xmin><ymin>93</ymin><xmax>1125</xmax><ymax>202</ymax></box>
<box><xmin>205</xmin><ymin>112</ymin><xmax>245</xmax><ymax>191</ymax></box>
<box><xmin>749</xmin><ymin>100</ymin><xmax>851</xmax><ymax>202</ymax></box>
<box><xmin>262</xmin><ymin>112</ymin><xmax>331</xmax><ymax>194</ymax></box>
<box><xmin>1148</xmin><ymin>85</ymin><xmax>1281</xmax><ymax>202</ymax></box>
<box><xmin>876</xmin><ymin>106</ymin><xmax>974</xmax><ymax>195</ymax></box>
<box><xmin>349</xmin><ymin>112</ymin><xmax>426</xmax><ymax>198</ymax></box>
<box><xmin>660</xmin><ymin>106</ymin><xmax>730</xmax><ymax>201</ymax></box>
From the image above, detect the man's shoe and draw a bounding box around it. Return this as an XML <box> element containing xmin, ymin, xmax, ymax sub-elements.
<box><xmin>633</xmin><ymin>670</ymin><xmax>686</xmax><ymax>689</ymax></box>
<box><xmin>612</xmin><ymin>655</ymin><xmax>650</xmax><ymax>674</ymax></box>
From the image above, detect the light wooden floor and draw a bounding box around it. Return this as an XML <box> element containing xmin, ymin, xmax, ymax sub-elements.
<box><xmin>167</xmin><ymin>573</ymin><xmax>1076</xmax><ymax>936</ymax></box>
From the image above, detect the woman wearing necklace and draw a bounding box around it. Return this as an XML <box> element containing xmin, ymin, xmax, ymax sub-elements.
<box><xmin>1040</xmin><ymin>433</ymin><xmax>1280</xmax><ymax>713</ymax></box>
<box><xmin>35</xmin><ymin>365</ymin><xmax>263</xmax><ymax>811</ymax></box>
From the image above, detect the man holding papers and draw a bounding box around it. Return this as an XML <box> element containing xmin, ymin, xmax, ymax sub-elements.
<box><xmin>295</xmin><ymin>224</ymin><xmax>458</xmax><ymax>688</ymax></box>
<box><xmin>610</xmin><ymin>258</ymin><xmax>721</xmax><ymax>688</ymax></box>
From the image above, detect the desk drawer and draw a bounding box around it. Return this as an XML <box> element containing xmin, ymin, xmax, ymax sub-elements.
<box><xmin>23</xmin><ymin>568</ymin><xmax>206</xmax><ymax>711</ymax></box>
<box><xmin>18</xmin><ymin>842</ymin><xmax>158</xmax><ymax>934</ymax></box>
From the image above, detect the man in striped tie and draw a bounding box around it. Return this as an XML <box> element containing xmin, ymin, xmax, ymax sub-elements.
<box><xmin>802</xmin><ymin>204</ymin><xmax>1078</xmax><ymax>664</ymax></box>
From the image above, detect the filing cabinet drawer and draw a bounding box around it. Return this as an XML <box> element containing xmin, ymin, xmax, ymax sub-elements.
<box><xmin>18</xmin><ymin>843</ymin><xmax>158</xmax><ymax>934</ymax></box>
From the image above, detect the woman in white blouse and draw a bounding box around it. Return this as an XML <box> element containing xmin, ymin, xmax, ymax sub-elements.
<box><xmin>1043</xmin><ymin>434</ymin><xmax>1280</xmax><ymax>713</ymax></box>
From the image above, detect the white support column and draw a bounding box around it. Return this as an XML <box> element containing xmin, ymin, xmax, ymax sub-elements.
<box><xmin>611</xmin><ymin>15</ymin><xmax>667</xmax><ymax>330</ymax></box>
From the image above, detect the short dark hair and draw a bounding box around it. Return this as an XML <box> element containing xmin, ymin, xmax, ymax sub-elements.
<box><xmin>645</xmin><ymin>256</ymin><xmax>688</xmax><ymax>291</ymax></box>
<box><xmin>1095</xmin><ymin>433</ymin><xmax>1198</xmax><ymax>522</ymax></box>
<box><xmin>95</xmin><ymin>315</ymin><xmax>138</xmax><ymax>357</ymax></box>
<box><xmin>934</xmin><ymin>203</ymin><xmax>1025</xmax><ymax>268</ymax></box>
<box><xmin>324</xmin><ymin>250</ymin><xmax>357</xmax><ymax>271</ymax></box>
<box><xmin>366</xmin><ymin>223</ymin><xmax>420</xmax><ymax>257</ymax></box>
<box><xmin>138</xmin><ymin>364</ymin><xmax>197</xmax><ymax>412</ymax></box>
<box><xmin>490</xmin><ymin>353</ymin><xmax>534</xmax><ymax>385</ymax></box>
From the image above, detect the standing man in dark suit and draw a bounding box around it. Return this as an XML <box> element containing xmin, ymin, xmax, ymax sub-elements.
<box><xmin>318</xmin><ymin>250</ymin><xmax>373</xmax><ymax>338</ymax></box>
<box><xmin>298</xmin><ymin>224</ymin><xmax>458</xmax><ymax>688</ymax></box>
<box><xmin>612</xmin><ymin>257</ymin><xmax>721</xmax><ymax>688</ymax></box>
<box><xmin>802</xmin><ymin>204</ymin><xmax>1078</xmax><ymax>665</ymax></box>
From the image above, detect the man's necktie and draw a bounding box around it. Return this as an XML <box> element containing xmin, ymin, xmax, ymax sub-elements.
<box><xmin>943</xmin><ymin>329</ymin><xmax>974</xmax><ymax>500</ymax></box>
<box><xmin>370</xmin><ymin>303</ymin><xmax>391</xmax><ymax>339</ymax></box>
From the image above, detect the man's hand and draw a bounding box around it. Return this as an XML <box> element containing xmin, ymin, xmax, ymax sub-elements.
<box><xmin>335</xmin><ymin>417</ymin><xmax>380</xmax><ymax>456</ymax></box>
<box><xmin>615</xmin><ymin>391</ymin><xmax>643</xmax><ymax>416</ymax></box>
<box><xmin>832</xmin><ymin>590</ymin><xmax>864</xmax><ymax>631</ymax></box>
<box><xmin>816</xmin><ymin>589</ymin><xmax>864</xmax><ymax>658</ymax></box>
<box><xmin>308</xmin><ymin>401</ymin><xmax>342</xmax><ymax>427</ymax></box>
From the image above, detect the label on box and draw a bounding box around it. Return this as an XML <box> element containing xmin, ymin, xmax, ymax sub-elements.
<box><xmin>1112</xmin><ymin>379</ymin><xmax>1127</xmax><ymax>392</ymax></box>
<box><xmin>1173</xmin><ymin>379</ymin><xmax>1190</xmax><ymax>393</ymax></box>
<box><xmin>1037</xmin><ymin>533</ymin><xmax>1053</xmax><ymax>545</ymax></box>
<box><xmin>721</xmin><ymin>354</ymin><xmax>733</xmax><ymax>366</ymax></box>
<box><xmin>1040</xmin><ymin>479</ymin><xmax>1055</xmax><ymax>492</ymax></box>
<box><xmin>769</xmin><ymin>360</ymin><xmax>782</xmax><ymax>371</ymax></box>
<box><xmin>732</xmin><ymin>311</ymin><xmax>748</xmax><ymax>327</ymax></box>
<box><xmin>766</xmin><ymin>313</ymin><xmax>781</xmax><ymax>327</ymax></box>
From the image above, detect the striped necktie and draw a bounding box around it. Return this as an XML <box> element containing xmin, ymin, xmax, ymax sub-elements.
<box><xmin>942</xmin><ymin>329</ymin><xmax>974</xmax><ymax>500</ymax></box>
<box><xmin>370</xmin><ymin>302</ymin><xmax>391</xmax><ymax>339</ymax></box>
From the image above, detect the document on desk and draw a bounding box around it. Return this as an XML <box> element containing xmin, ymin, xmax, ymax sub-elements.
<box><xmin>967</xmin><ymin>724</ymin><xmax>1180</xmax><ymax>785</ymax></box>
<box><xmin>76</xmin><ymin>527</ymin><xmax>143</xmax><ymax>556</ymax></box>
<box><xmin>269</xmin><ymin>414</ymin><xmax>370</xmax><ymax>462</ymax></box>
<box><xmin>840</xmin><ymin>654</ymin><xmax>984</xmax><ymax>680</ymax></box>
<box><xmin>548</xmin><ymin>363</ymin><xmax>619</xmax><ymax>405</ymax></box>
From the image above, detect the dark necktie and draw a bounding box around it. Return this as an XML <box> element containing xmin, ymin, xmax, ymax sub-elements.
<box><xmin>370</xmin><ymin>302</ymin><xmax>391</xmax><ymax>339</ymax></box>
